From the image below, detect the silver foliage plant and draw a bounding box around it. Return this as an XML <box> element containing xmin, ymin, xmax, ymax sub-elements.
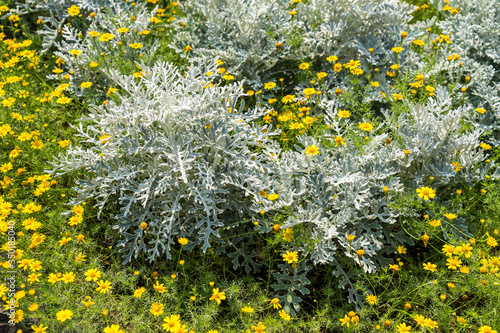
<box><xmin>170</xmin><ymin>0</ymin><xmax>415</xmax><ymax>87</ymax></box>
<box><xmin>12</xmin><ymin>0</ymin><xmax>160</xmax><ymax>98</ymax></box>
<box><xmin>47</xmin><ymin>1</ymin><xmax>160</xmax><ymax>98</ymax></box>
<box><xmin>47</xmin><ymin>59</ymin><xmax>281</xmax><ymax>265</ymax></box>
<box><xmin>436</xmin><ymin>0</ymin><xmax>500</xmax><ymax>123</ymax></box>
<box><xmin>255</xmin><ymin>86</ymin><xmax>490</xmax><ymax>305</ymax></box>
<box><xmin>10</xmin><ymin>0</ymin><xmax>146</xmax><ymax>53</ymax></box>
<box><xmin>46</xmin><ymin>57</ymin><xmax>492</xmax><ymax>306</ymax></box>
<box><xmin>11</xmin><ymin>0</ymin><xmax>122</xmax><ymax>53</ymax></box>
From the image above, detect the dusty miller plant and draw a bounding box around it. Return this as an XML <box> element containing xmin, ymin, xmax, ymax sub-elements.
<box><xmin>170</xmin><ymin>0</ymin><xmax>415</xmax><ymax>87</ymax></box>
<box><xmin>433</xmin><ymin>0</ymin><xmax>500</xmax><ymax>126</ymax></box>
<box><xmin>257</xmin><ymin>86</ymin><xmax>491</xmax><ymax>307</ymax></box>
<box><xmin>47</xmin><ymin>59</ymin><xmax>281</xmax><ymax>264</ymax></box>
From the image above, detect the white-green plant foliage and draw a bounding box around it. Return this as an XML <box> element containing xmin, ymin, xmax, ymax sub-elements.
<box><xmin>11</xmin><ymin>0</ymin><xmax>162</xmax><ymax>99</ymax></box>
<box><xmin>11</xmin><ymin>0</ymin><xmax>121</xmax><ymax>53</ymax></box>
<box><xmin>434</xmin><ymin>0</ymin><xmax>500</xmax><ymax>123</ymax></box>
<box><xmin>47</xmin><ymin>59</ymin><xmax>281</xmax><ymax>264</ymax></box>
<box><xmin>47</xmin><ymin>1</ymin><xmax>160</xmax><ymax>98</ymax></box>
<box><xmin>170</xmin><ymin>0</ymin><xmax>415</xmax><ymax>87</ymax></box>
<box><xmin>253</xmin><ymin>86</ymin><xmax>490</xmax><ymax>306</ymax></box>
<box><xmin>37</xmin><ymin>0</ymin><xmax>498</xmax><ymax>310</ymax></box>
<box><xmin>47</xmin><ymin>60</ymin><xmax>493</xmax><ymax>307</ymax></box>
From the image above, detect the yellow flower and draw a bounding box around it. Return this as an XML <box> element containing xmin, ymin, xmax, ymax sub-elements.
<box><xmin>444</xmin><ymin>213</ymin><xmax>457</xmax><ymax>220</ymax></box>
<box><xmin>282</xmin><ymin>228</ymin><xmax>293</xmax><ymax>241</ymax></box>
<box><xmin>370</xmin><ymin>81</ymin><xmax>380</xmax><ymax>87</ymax></box>
<box><xmin>337</xmin><ymin>110</ymin><xmax>351</xmax><ymax>118</ymax></box>
<box><xmin>414</xmin><ymin>314</ymin><xmax>427</xmax><ymax>327</ymax></box>
<box><xmin>241</xmin><ymin>306</ymin><xmax>254</xmax><ymax>313</ymax></box>
<box><xmin>442</xmin><ymin>244</ymin><xmax>457</xmax><ymax>256</ymax></box>
<box><xmin>67</xmin><ymin>5</ymin><xmax>80</xmax><ymax>16</ymax></box>
<box><xmin>95</xmin><ymin>280</ymin><xmax>112</xmax><ymax>293</ymax></box>
<box><xmin>129</xmin><ymin>42</ymin><xmax>143</xmax><ymax>49</ymax></box>
<box><xmin>452</xmin><ymin>161</ymin><xmax>462</xmax><ymax>172</ymax></box>
<box><xmin>269</xmin><ymin>298</ymin><xmax>281</xmax><ymax>309</ymax></box>
<box><xmin>107</xmin><ymin>87</ymin><xmax>119</xmax><ymax>95</ymax></box>
<box><xmin>339</xmin><ymin>314</ymin><xmax>351</xmax><ymax>327</ymax></box>
<box><xmin>104</xmin><ymin>325</ymin><xmax>125</xmax><ymax>333</ymax></box>
<box><xmin>366</xmin><ymin>294</ymin><xmax>377</xmax><ymax>305</ymax></box>
<box><xmin>209</xmin><ymin>288</ymin><xmax>226</xmax><ymax>305</ymax></box>
<box><xmin>163</xmin><ymin>314</ymin><xmax>181</xmax><ymax>331</ymax></box>
<box><xmin>316</xmin><ymin>72</ymin><xmax>327</xmax><ymax>80</ymax></box>
<box><xmin>334</xmin><ymin>136</ymin><xmax>345</xmax><ymax>147</ymax></box>
<box><xmin>117</xmin><ymin>27</ymin><xmax>129</xmax><ymax>33</ymax></box>
<box><xmin>446</xmin><ymin>256</ymin><xmax>462</xmax><ymax>270</ymax></box>
<box><xmin>80</xmin><ymin>82</ymin><xmax>93</xmax><ymax>89</ymax></box>
<box><xmin>423</xmin><ymin>262</ymin><xmax>437</xmax><ymax>272</ymax></box>
<box><xmin>480</xmin><ymin>143</ymin><xmax>492</xmax><ymax>150</ymax></box>
<box><xmin>56</xmin><ymin>96</ymin><xmax>72</xmax><ymax>104</ymax></box>
<box><xmin>61</xmin><ymin>272</ymin><xmax>75</xmax><ymax>283</ymax></box>
<box><xmin>393</xmin><ymin>93</ymin><xmax>403</xmax><ymax>100</ymax></box>
<box><xmin>458</xmin><ymin>243</ymin><xmax>473</xmax><ymax>258</ymax></box>
<box><xmin>150</xmin><ymin>302</ymin><xmax>164</xmax><ymax>316</ymax></box>
<box><xmin>133</xmin><ymin>287</ymin><xmax>146</xmax><ymax>298</ymax></box>
<box><xmin>298</xmin><ymin>63</ymin><xmax>310</xmax><ymax>70</ymax></box>
<box><xmin>81</xmin><ymin>296</ymin><xmax>95</xmax><ymax>309</ymax></box>
<box><xmin>358</xmin><ymin>122</ymin><xmax>374</xmax><ymax>131</ymax></box>
<box><xmin>282</xmin><ymin>251</ymin><xmax>299</xmax><ymax>264</ymax></box>
<box><xmin>31</xmin><ymin>324</ymin><xmax>48</xmax><ymax>333</ymax></box>
<box><xmin>344</xmin><ymin>60</ymin><xmax>360</xmax><ymax>69</ymax></box>
<box><xmin>56</xmin><ymin>309</ymin><xmax>73</xmax><ymax>322</ymax></box>
<box><xmin>429</xmin><ymin>219</ymin><xmax>441</xmax><ymax>227</ymax></box>
<box><xmin>282</xmin><ymin>94</ymin><xmax>296</xmax><ymax>104</ymax></box>
<box><xmin>153</xmin><ymin>281</ymin><xmax>167</xmax><ymax>293</ymax></box>
<box><xmin>99</xmin><ymin>33</ymin><xmax>115</xmax><ymax>42</ymax></box>
<box><xmin>267</xmin><ymin>193</ymin><xmax>278</xmax><ymax>201</ymax></box>
<box><xmin>391</xmin><ymin>46</ymin><xmax>404</xmax><ymax>53</ymax></box>
<box><xmin>389</xmin><ymin>264</ymin><xmax>400</xmax><ymax>271</ymax></box>
<box><xmin>413</xmin><ymin>40</ymin><xmax>425</xmax><ymax>46</ymax></box>
<box><xmin>476</xmin><ymin>108</ymin><xmax>486</xmax><ymax>114</ymax></box>
<box><xmin>69</xmin><ymin>49</ymin><xmax>83</xmax><ymax>56</ymax></box>
<box><xmin>486</xmin><ymin>233</ymin><xmax>498</xmax><ymax>247</ymax></box>
<box><xmin>178</xmin><ymin>238</ymin><xmax>188</xmax><ymax>245</ymax></box>
<box><xmin>422</xmin><ymin>233</ymin><xmax>429</xmax><ymax>247</ymax></box>
<box><xmin>478</xmin><ymin>326</ymin><xmax>497</xmax><ymax>333</ymax></box>
<box><xmin>416</xmin><ymin>187</ymin><xmax>436</xmax><ymax>200</ymax></box>
<box><xmin>252</xmin><ymin>322</ymin><xmax>267</xmax><ymax>333</ymax></box>
<box><xmin>304</xmin><ymin>145</ymin><xmax>319</xmax><ymax>156</ymax></box>
<box><xmin>56</xmin><ymin>139</ymin><xmax>70</xmax><ymax>149</ymax></box>
<box><xmin>31</xmin><ymin>140</ymin><xmax>43</xmax><ymax>149</ymax></box>
<box><xmin>264</xmin><ymin>82</ymin><xmax>277</xmax><ymax>90</ymax></box>
<box><xmin>303</xmin><ymin>88</ymin><xmax>316</xmax><ymax>96</ymax></box>
<box><xmin>279</xmin><ymin>309</ymin><xmax>291</xmax><ymax>321</ymax></box>
<box><xmin>326</xmin><ymin>55</ymin><xmax>338</xmax><ymax>62</ymax></box>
